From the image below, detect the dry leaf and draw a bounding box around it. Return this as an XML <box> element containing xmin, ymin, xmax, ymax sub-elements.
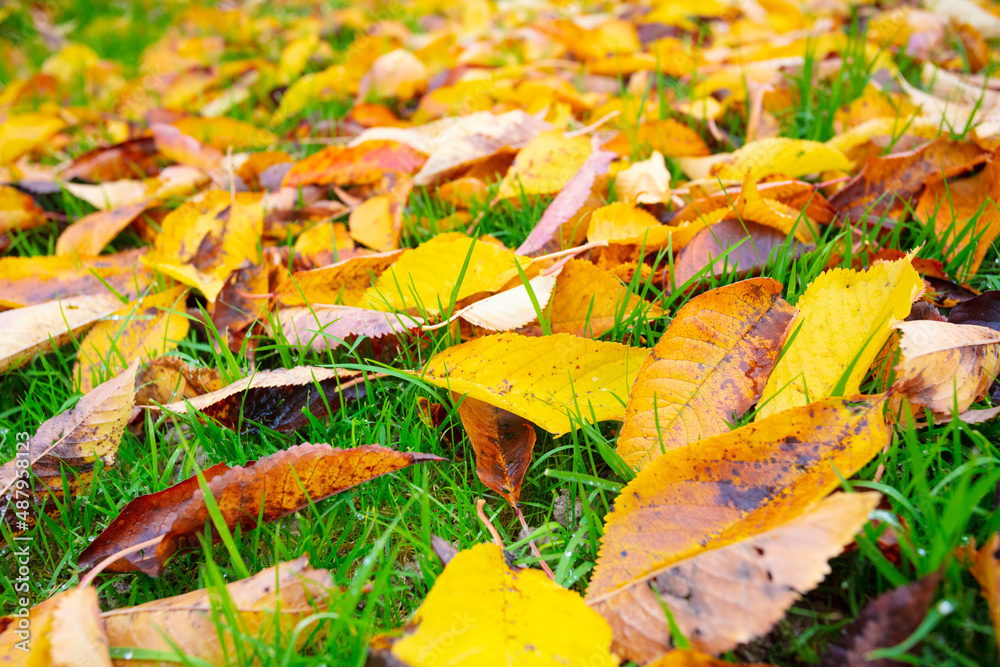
<box><xmin>134</xmin><ymin>356</ymin><xmax>224</xmax><ymax>407</ymax></box>
<box><xmin>0</xmin><ymin>586</ymin><xmax>111</xmax><ymax>667</ymax></box>
<box><xmin>970</xmin><ymin>533</ymin><xmax>1000</xmax><ymax>664</ymax></box>
<box><xmin>0</xmin><ymin>250</ymin><xmax>152</xmax><ymax>308</ymax></box>
<box><xmin>496</xmin><ymin>130</ymin><xmax>593</xmax><ymax>200</ymax></box>
<box><xmin>617</xmin><ymin>278</ymin><xmax>797</xmax><ymax>470</ymax></box>
<box><xmin>615</xmin><ymin>151</ymin><xmax>671</xmax><ymax>205</ymax></box>
<box><xmin>277</xmin><ymin>305</ymin><xmax>423</xmax><ymax>352</ymax></box>
<box><xmin>278</xmin><ymin>250</ymin><xmax>404</xmax><ymax>307</ymax></box>
<box><xmin>282</xmin><ymin>141</ymin><xmax>426</xmax><ymax>189</ymax></box>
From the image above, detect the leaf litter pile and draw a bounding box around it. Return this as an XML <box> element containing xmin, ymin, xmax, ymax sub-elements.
<box><xmin>3</xmin><ymin>0</ymin><xmax>1000</xmax><ymax>665</ymax></box>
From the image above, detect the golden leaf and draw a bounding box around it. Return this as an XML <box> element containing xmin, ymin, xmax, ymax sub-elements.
<box><xmin>757</xmin><ymin>258</ymin><xmax>923</xmax><ymax>419</ymax></box>
<box><xmin>496</xmin><ymin>130</ymin><xmax>592</xmax><ymax>200</ymax></box>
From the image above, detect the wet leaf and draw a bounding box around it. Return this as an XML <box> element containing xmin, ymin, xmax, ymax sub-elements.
<box><xmin>892</xmin><ymin>320</ymin><xmax>1000</xmax><ymax>417</ymax></box>
<box><xmin>617</xmin><ymin>278</ymin><xmax>797</xmax><ymax>470</ymax></box>
<box><xmin>757</xmin><ymin>258</ymin><xmax>923</xmax><ymax>419</ymax></box>
<box><xmin>588</xmin><ymin>394</ymin><xmax>887</xmax><ymax>602</ymax></box>
<box><xmin>368</xmin><ymin>543</ymin><xmax>616</xmax><ymax>666</ymax></box>
<box><xmin>102</xmin><ymin>557</ymin><xmax>332</xmax><ymax>667</ymax></box>
<box><xmin>594</xmin><ymin>492</ymin><xmax>880</xmax><ymax>661</ymax></box>
<box><xmin>456</xmin><ymin>395</ymin><xmax>537</xmax><ymax>507</ymax></box>
<box><xmin>418</xmin><ymin>332</ymin><xmax>647</xmax><ymax>435</ymax></box>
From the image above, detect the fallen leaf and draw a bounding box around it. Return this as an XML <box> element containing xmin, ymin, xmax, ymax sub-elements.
<box><xmin>456</xmin><ymin>395</ymin><xmax>537</xmax><ymax>507</ymax></box>
<box><xmin>0</xmin><ymin>111</ymin><xmax>67</xmax><ymax>165</ymax></box>
<box><xmin>673</xmin><ymin>218</ymin><xmax>812</xmax><ymax>286</ymax></box>
<box><xmin>282</xmin><ymin>141</ymin><xmax>427</xmax><ymax>189</ymax></box>
<box><xmin>949</xmin><ymin>290</ymin><xmax>1000</xmax><ymax>330</ymax></box>
<box><xmin>615</xmin><ymin>151</ymin><xmax>671</xmax><ymax>204</ymax></box>
<box><xmin>829</xmin><ymin>138</ymin><xmax>988</xmax><ymax>226</ymax></box>
<box><xmin>55</xmin><ymin>201</ymin><xmax>150</xmax><ymax>257</ymax></box>
<box><xmin>496</xmin><ymin>130</ymin><xmax>593</xmax><ymax>200</ymax></box>
<box><xmin>970</xmin><ymin>533</ymin><xmax>1000</xmax><ymax>664</ymax></box>
<box><xmin>0</xmin><ymin>586</ymin><xmax>111</xmax><ymax>667</ymax></box>
<box><xmin>360</xmin><ymin>49</ymin><xmax>428</xmax><ymax>100</ymax></box>
<box><xmin>545</xmin><ymin>259</ymin><xmax>662</xmax><ymax>338</ymax></box>
<box><xmin>210</xmin><ymin>262</ymin><xmax>270</xmax><ymax>353</ymax></box>
<box><xmin>278</xmin><ymin>250</ymin><xmax>404</xmax><ymax>307</ymax></box>
<box><xmin>134</xmin><ymin>356</ymin><xmax>224</xmax><ymax>407</ymax></box>
<box><xmin>757</xmin><ymin>257</ymin><xmax>923</xmax><ymax>419</ymax></box>
<box><xmin>172</xmin><ymin>116</ymin><xmax>278</xmax><ymax>151</ymax></box>
<box><xmin>449</xmin><ymin>270</ymin><xmax>558</xmax><ymax>332</ymax></box>
<box><xmin>617</xmin><ymin>278</ymin><xmax>797</xmax><ymax>470</ymax></box>
<box><xmin>102</xmin><ymin>556</ymin><xmax>332</xmax><ymax>667</ymax></box>
<box><xmin>516</xmin><ymin>143</ymin><xmax>616</xmax><ymax>255</ymax></box>
<box><xmin>292</xmin><ymin>220</ymin><xmax>355</xmax><ymax>267</ymax></box>
<box><xmin>159</xmin><ymin>366</ymin><xmax>367</xmax><ymax>433</ymax></box>
<box><xmin>60</xmin><ymin>136</ymin><xmax>161</xmax><ymax>182</ymax></box>
<box><xmin>365</xmin><ymin>233</ymin><xmax>529</xmax><ymax>314</ymax></box>
<box><xmin>84</xmin><ymin>443</ymin><xmax>441</xmax><ymax>576</ymax></box>
<box><xmin>820</xmin><ymin>574</ymin><xmax>941</xmax><ymax>667</ymax></box>
<box><xmin>604</xmin><ymin>118</ymin><xmax>711</xmax><ymax>158</ymax></box>
<box><xmin>593</xmin><ymin>492</ymin><xmax>880</xmax><ymax>660</ymax></box>
<box><xmin>418</xmin><ymin>332</ymin><xmax>648</xmax><ymax>435</ymax></box>
<box><xmin>348</xmin><ymin>175</ymin><xmax>413</xmax><ymax>252</ymax></box>
<box><xmin>276</xmin><ymin>305</ymin><xmax>423</xmax><ymax>352</ymax></box>
<box><xmin>892</xmin><ymin>320</ymin><xmax>1000</xmax><ymax>417</ymax></box>
<box><xmin>588</xmin><ymin>394</ymin><xmax>888</xmax><ymax>602</ymax></box>
<box><xmin>713</xmin><ymin>137</ymin><xmax>852</xmax><ymax>180</ymax></box>
<box><xmin>644</xmin><ymin>650</ymin><xmax>776</xmax><ymax>667</ymax></box>
<box><xmin>368</xmin><ymin>542</ymin><xmax>616</xmax><ymax>666</ymax></box>
<box><xmin>0</xmin><ymin>185</ymin><xmax>48</xmax><ymax>241</ymax></box>
<box><xmin>0</xmin><ymin>360</ymin><xmax>138</xmax><ymax>498</ymax></box>
<box><xmin>0</xmin><ymin>294</ymin><xmax>124</xmax><ymax>373</ymax></box>
<box><xmin>75</xmin><ymin>286</ymin><xmax>190</xmax><ymax>393</ymax></box>
<box><xmin>0</xmin><ymin>250</ymin><xmax>153</xmax><ymax>308</ymax></box>
<box><xmin>151</xmin><ymin>122</ymin><xmax>223</xmax><ymax>170</ymax></box>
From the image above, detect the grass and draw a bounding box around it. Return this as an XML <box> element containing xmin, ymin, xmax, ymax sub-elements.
<box><xmin>3</xmin><ymin>4</ymin><xmax>1000</xmax><ymax>666</ymax></box>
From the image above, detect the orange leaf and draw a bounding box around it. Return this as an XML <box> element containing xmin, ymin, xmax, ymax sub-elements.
<box><xmin>282</xmin><ymin>141</ymin><xmax>427</xmax><ymax>189</ymax></box>
<box><xmin>455</xmin><ymin>395</ymin><xmax>537</xmax><ymax>507</ymax></box>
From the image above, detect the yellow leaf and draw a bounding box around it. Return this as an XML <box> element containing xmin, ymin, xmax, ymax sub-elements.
<box><xmin>547</xmin><ymin>259</ymin><xmax>662</xmax><ymax>338</ymax></box>
<box><xmin>363</xmin><ymin>49</ymin><xmax>429</xmax><ymax>100</ymax></box>
<box><xmin>272</xmin><ymin>65</ymin><xmax>349</xmax><ymax>126</ymax></box>
<box><xmin>588</xmin><ymin>394</ymin><xmax>888</xmax><ymax>602</ymax></box>
<box><xmin>279</xmin><ymin>33</ymin><xmax>320</xmax><ymax>84</ymax></box>
<box><xmin>172</xmin><ymin>116</ymin><xmax>278</xmax><ymax>151</ymax></box>
<box><xmin>0</xmin><ymin>586</ymin><xmax>111</xmax><ymax>667</ymax></box>
<box><xmin>714</xmin><ymin>137</ymin><xmax>852</xmax><ymax>180</ymax></box>
<box><xmin>593</xmin><ymin>492</ymin><xmax>881</xmax><ymax>662</ymax></box>
<box><xmin>587</xmin><ymin>202</ymin><xmax>661</xmax><ymax>244</ymax></box>
<box><xmin>496</xmin><ymin>130</ymin><xmax>592</xmax><ymax>200</ymax></box>
<box><xmin>0</xmin><ymin>112</ymin><xmax>67</xmax><ymax>165</ymax></box>
<box><xmin>349</xmin><ymin>176</ymin><xmax>413</xmax><ymax>252</ymax></box>
<box><xmin>618</xmin><ymin>279</ymin><xmax>797</xmax><ymax>470</ymax></box>
<box><xmin>278</xmin><ymin>250</ymin><xmax>404</xmax><ymax>307</ymax></box>
<box><xmin>0</xmin><ymin>184</ymin><xmax>47</xmax><ymax>236</ymax></box>
<box><xmin>142</xmin><ymin>191</ymin><xmax>263</xmax><ymax>303</ymax></box>
<box><xmin>757</xmin><ymin>258</ymin><xmax>923</xmax><ymax>419</ymax></box>
<box><xmin>74</xmin><ymin>286</ymin><xmax>190</xmax><ymax>393</ymax></box>
<box><xmin>293</xmin><ymin>221</ymin><xmax>355</xmax><ymax>267</ymax></box>
<box><xmin>417</xmin><ymin>332</ymin><xmax>647</xmax><ymax>435</ymax></box>
<box><xmin>373</xmin><ymin>543</ymin><xmax>617</xmax><ymax>667</ymax></box>
<box><xmin>365</xmin><ymin>233</ymin><xmax>529</xmax><ymax>314</ymax></box>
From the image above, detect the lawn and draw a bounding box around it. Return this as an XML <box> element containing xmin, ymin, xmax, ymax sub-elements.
<box><xmin>2</xmin><ymin>0</ymin><xmax>1000</xmax><ymax>666</ymax></box>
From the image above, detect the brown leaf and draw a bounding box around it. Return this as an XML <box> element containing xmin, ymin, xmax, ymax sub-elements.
<box><xmin>159</xmin><ymin>366</ymin><xmax>367</xmax><ymax>432</ymax></box>
<box><xmin>211</xmin><ymin>262</ymin><xmax>272</xmax><ymax>354</ymax></box>
<box><xmin>455</xmin><ymin>394</ymin><xmax>537</xmax><ymax>507</ymax></box>
<box><xmin>0</xmin><ymin>360</ymin><xmax>138</xmax><ymax>497</ymax></box>
<box><xmin>101</xmin><ymin>557</ymin><xmax>333</xmax><ymax>666</ymax></box>
<box><xmin>0</xmin><ymin>294</ymin><xmax>123</xmax><ymax>373</ymax></box>
<box><xmin>821</xmin><ymin>575</ymin><xmax>941</xmax><ymax>667</ymax></box>
<box><xmin>134</xmin><ymin>356</ymin><xmax>224</xmax><ymax>407</ymax></box>
<box><xmin>949</xmin><ymin>290</ymin><xmax>1000</xmax><ymax>331</ymax></box>
<box><xmin>0</xmin><ymin>586</ymin><xmax>111</xmax><ymax>667</ymax></box>
<box><xmin>60</xmin><ymin>136</ymin><xmax>161</xmax><ymax>182</ymax></box>
<box><xmin>892</xmin><ymin>320</ymin><xmax>1000</xmax><ymax>417</ymax></box>
<box><xmin>83</xmin><ymin>443</ymin><xmax>442</xmax><ymax>576</ymax></box>
<box><xmin>0</xmin><ymin>185</ymin><xmax>48</xmax><ymax>242</ymax></box>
